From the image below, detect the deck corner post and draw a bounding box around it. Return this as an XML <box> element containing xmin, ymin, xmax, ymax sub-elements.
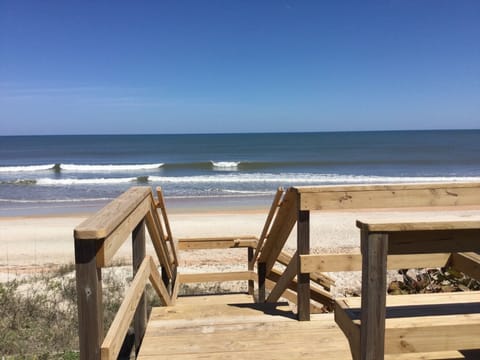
<box><xmin>248</xmin><ymin>247</ymin><xmax>254</xmax><ymax>295</ymax></box>
<box><xmin>75</xmin><ymin>238</ymin><xmax>103</xmax><ymax>360</ymax></box>
<box><xmin>360</xmin><ymin>230</ymin><xmax>388</xmax><ymax>360</ymax></box>
<box><xmin>133</xmin><ymin>219</ymin><xmax>147</xmax><ymax>354</ymax></box>
<box><xmin>297</xmin><ymin>207</ymin><xmax>310</xmax><ymax>321</ymax></box>
<box><xmin>258</xmin><ymin>261</ymin><xmax>266</xmax><ymax>302</ymax></box>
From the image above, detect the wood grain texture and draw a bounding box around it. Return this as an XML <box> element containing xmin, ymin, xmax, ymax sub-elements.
<box><xmin>178</xmin><ymin>236</ymin><xmax>258</xmax><ymax>250</ymax></box>
<box><xmin>75</xmin><ymin>239</ymin><xmax>103</xmax><ymax>360</ymax></box>
<box><xmin>148</xmin><ymin>257</ymin><xmax>172</xmax><ymax>306</ymax></box>
<box><xmin>75</xmin><ymin>187</ymin><xmax>151</xmax><ymax>239</ymax></box>
<box><xmin>279</xmin><ymin>250</ymin><xmax>334</xmax><ymax>290</ymax></box>
<box><xmin>101</xmin><ymin>256</ymin><xmax>152</xmax><ymax>360</ymax></box>
<box><xmin>251</xmin><ymin>187</ymin><xmax>284</xmax><ymax>265</ymax></box>
<box><xmin>297</xmin><ymin>209</ymin><xmax>310</xmax><ymax>321</ymax></box>
<box><xmin>360</xmin><ymin>231</ymin><xmax>388</xmax><ymax>360</ymax></box>
<box><xmin>266</xmin><ymin>251</ymin><xmax>298</xmax><ymax>303</ymax></box>
<box><xmin>97</xmin><ymin>196</ymin><xmax>151</xmax><ymax>267</ymax></box>
<box><xmin>300</xmin><ymin>253</ymin><xmax>451</xmax><ymax>273</ymax></box>
<box><xmin>336</xmin><ymin>291</ymin><xmax>480</xmax><ymax>355</ymax></box>
<box><xmin>132</xmin><ymin>220</ymin><xmax>147</xmax><ymax>355</ymax></box>
<box><xmin>295</xmin><ymin>182</ymin><xmax>480</xmax><ymax>211</ymax></box>
<box><xmin>179</xmin><ymin>271</ymin><xmax>256</xmax><ymax>283</ymax></box>
<box><xmin>267</xmin><ymin>267</ymin><xmax>333</xmax><ymax>307</ymax></box>
<box><xmin>145</xmin><ymin>203</ymin><xmax>173</xmax><ymax>278</ymax></box>
<box><xmin>258</xmin><ymin>188</ymin><xmax>298</xmax><ymax>273</ymax></box>
<box><xmin>155</xmin><ymin>187</ymin><xmax>178</xmax><ymax>266</ymax></box>
<box><xmin>357</xmin><ymin>218</ymin><xmax>480</xmax><ymax>232</ymax></box>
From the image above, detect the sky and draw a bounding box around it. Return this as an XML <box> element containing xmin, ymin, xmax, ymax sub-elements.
<box><xmin>0</xmin><ymin>1</ymin><xmax>479</xmax><ymax>135</ymax></box>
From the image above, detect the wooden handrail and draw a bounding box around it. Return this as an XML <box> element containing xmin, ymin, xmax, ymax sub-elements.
<box><xmin>75</xmin><ymin>187</ymin><xmax>151</xmax><ymax>240</ymax></box>
<box><xmin>74</xmin><ymin>186</ymin><xmax>178</xmax><ymax>360</ymax></box>
<box><xmin>257</xmin><ymin>188</ymin><xmax>298</xmax><ymax>274</ymax></box>
<box><xmin>250</xmin><ymin>187</ymin><xmax>284</xmax><ymax>266</ymax></box>
<box><xmin>156</xmin><ymin>187</ymin><xmax>179</xmax><ymax>266</ymax></box>
<box><xmin>101</xmin><ymin>256</ymin><xmax>171</xmax><ymax>360</ymax></box>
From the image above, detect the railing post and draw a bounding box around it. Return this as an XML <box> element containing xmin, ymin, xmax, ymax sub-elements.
<box><xmin>133</xmin><ymin>220</ymin><xmax>147</xmax><ymax>354</ymax></box>
<box><xmin>248</xmin><ymin>247</ymin><xmax>254</xmax><ymax>296</ymax></box>
<box><xmin>258</xmin><ymin>261</ymin><xmax>266</xmax><ymax>302</ymax></box>
<box><xmin>75</xmin><ymin>239</ymin><xmax>103</xmax><ymax>360</ymax></box>
<box><xmin>360</xmin><ymin>230</ymin><xmax>388</xmax><ymax>360</ymax></box>
<box><xmin>297</xmin><ymin>208</ymin><xmax>310</xmax><ymax>321</ymax></box>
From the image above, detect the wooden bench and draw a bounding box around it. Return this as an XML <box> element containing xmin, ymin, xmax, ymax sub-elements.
<box><xmin>293</xmin><ymin>182</ymin><xmax>480</xmax><ymax>358</ymax></box>
<box><xmin>335</xmin><ymin>218</ymin><xmax>480</xmax><ymax>359</ymax></box>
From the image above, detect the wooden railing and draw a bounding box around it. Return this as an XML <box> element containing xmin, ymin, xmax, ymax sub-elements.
<box><xmin>254</xmin><ymin>187</ymin><xmax>334</xmax><ymax>319</ymax></box>
<box><xmin>295</xmin><ymin>182</ymin><xmax>480</xmax><ymax>322</ymax></box>
<box><xmin>74</xmin><ymin>187</ymin><xmax>177</xmax><ymax>360</ymax></box>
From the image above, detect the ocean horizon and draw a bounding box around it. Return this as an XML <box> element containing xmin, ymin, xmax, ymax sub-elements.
<box><xmin>1</xmin><ymin>130</ymin><xmax>480</xmax><ymax>216</ymax></box>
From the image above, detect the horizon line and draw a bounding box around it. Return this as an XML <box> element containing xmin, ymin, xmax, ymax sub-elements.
<box><xmin>1</xmin><ymin>128</ymin><xmax>480</xmax><ymax>137</ymax></box>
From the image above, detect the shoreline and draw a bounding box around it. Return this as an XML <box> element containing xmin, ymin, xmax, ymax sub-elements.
<box><xmin>0</xmin><ymin>194</ymin><xmax>274</xmax><ymax>218</ymax></box>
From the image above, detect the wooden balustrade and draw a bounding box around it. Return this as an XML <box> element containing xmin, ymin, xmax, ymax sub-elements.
<box><xmin>74</xmin><ymin>187</ymin><xmax>176</xmax><ymax>360</ymax></box>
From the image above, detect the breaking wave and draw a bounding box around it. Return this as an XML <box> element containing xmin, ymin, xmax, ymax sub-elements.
<box><xmin>211</xmin><ymin>161</ymin><xmax>241</xmax><ymax>170</ymax></box>
<box><xmin>60</xmin><ymin>163</ymin><xmax>164</xmax><ymax>171</ymax></box>
<box><xmin>4</xmin><ymin>173</ymin><xmax>480</xmax><ymax>187</ymax></box>
<box><xmin>0</xmin><ymin>164</ymin><xmax>56</xmax><ymax>172</ymax></box>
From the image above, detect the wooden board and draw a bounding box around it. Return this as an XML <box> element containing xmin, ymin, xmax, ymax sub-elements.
<box><xmin>97</xmin><ymin>196</ymin><xmax>151</xmax><ymax>267</ymax></box>
<box><xmin>357</xmin><ymin>217</ymin><xmax>480</xmax><ymax>232</ymax></box>
<box><xmin>75</xmin><ymin>187</ymin><xmax>151</xmax><ymax>239</ymax></box>
<box><xmin>294</xmin><ymin>182</ymin><xmax>480</xmax><ymax>211</ymax></box>
<box><xmin>138</xmin><ymin>294</ymin><xmax>480</xmax><ymax>359</ymax></box>
<box><xmin>258</xmin><ymin>188</ymin><xmax>298</xmax><ymax>273</ymax></box>
<box><xmin>139</xmin><ymin>295</ymin><xmax>352</xmax><ymax>359</ymax></box>
<box><xmin>335</xmin><ymin>291</ymin><xmax>480</xmax><ymax>356</ymax></box>
<box><xmin>178</xmin><ymin>236</ymin><xmax>258</xmax><ymax>250</ymax></box>
<box><xmin>179</xmin><ymin>271</ymin><xmax>256</xmax><ymax>283</ymax></box>
<box><xmin>300</xmin><ymin>253</ymin><xmax>451</xmax><ymax>273</ymax></box>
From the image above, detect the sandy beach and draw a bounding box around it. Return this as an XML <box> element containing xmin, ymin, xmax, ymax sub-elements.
<box><xmin>2</xmin><ymin>204</ymin><xmax>480</xmax><ymax>289</ymax></box>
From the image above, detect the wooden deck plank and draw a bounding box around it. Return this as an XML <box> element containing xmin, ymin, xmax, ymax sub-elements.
<box><xmin>138</xmin><ymin>293</ymin><xmax>480</xmax><ymax>360</ymax></box>
<box><xmin>137</xmin><ymin>294</ymin><xmax>351</xmax><ymax>359</ymax></box>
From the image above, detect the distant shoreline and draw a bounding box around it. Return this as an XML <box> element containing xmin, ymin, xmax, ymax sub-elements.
<box><xmin>0</xmin><ymin>194</ymin><xmax>273</xmax><ymax>218</ymax></box>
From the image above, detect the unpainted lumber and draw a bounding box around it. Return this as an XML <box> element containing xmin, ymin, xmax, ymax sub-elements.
<box><xmin>97</xmin><ymin>196</ymin><xmax>151</xmax><ymax>267</ymax></box>
<box><xmin>295</xmin><ymin>182</ymin><xmax>480</xmax><ymax>211</ymax></box>
<box><xmin>75</xmin><ymin>186</ymin><xmax>151</xmax><ymax>239</ymax></box>
<box><xmin>300</xmin><ymin>253</ymin><xmax>451</xmax><ymax>273</ymax></box>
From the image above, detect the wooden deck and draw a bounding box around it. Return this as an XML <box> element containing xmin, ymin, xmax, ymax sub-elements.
<box><xmin>137</xmin><ymin>293</ymin><xmax>480</xmax><ymax>360</ymax></box>
<box><xmin>137</xmin><ymin>293</ymin><xmax>352</xmax><ymax>359</ymax></box>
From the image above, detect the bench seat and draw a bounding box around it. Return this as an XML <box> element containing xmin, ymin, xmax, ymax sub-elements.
<box><xmin>335</xmin><ymin>291</ymin><xmax>480</xmax><ymax>356</ymax></box>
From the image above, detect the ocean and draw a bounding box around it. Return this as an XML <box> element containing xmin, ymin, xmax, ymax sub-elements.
<box><xmin>1</xmin><ymin>130</ymin><xmax>480</xmax><ymax>216</ymax></box>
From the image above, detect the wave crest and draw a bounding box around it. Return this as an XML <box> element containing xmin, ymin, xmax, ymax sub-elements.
<box><xmin>60</xmin><ymin>163</ymin><xmax>164</xmax><ymax>171</ymax></box>
<box><xmin>36</xmin><ymin>177</ymin><xmax>140</xmax><ymax>185</ymax></box>
<box><xmin>211</xmin><ymin>161</ymin><xmax>240</xmax><ymax>170</ymax></box>
<box><xmin>0</xmin><ymin>164</ymin><xmax>56</xmax><ymax>172</ymax></box>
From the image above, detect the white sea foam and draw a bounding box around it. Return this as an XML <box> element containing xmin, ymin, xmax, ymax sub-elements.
<box><xmin>0</xmin><ymin>164</ymin><xmax>56</xmax><ymax>172</ymax></box>
<box><xmin>36</xmin><ymin>177</ymin><xmax>139</xmax><ymax>185</ymax></box>
<box><xmin>221</xmin><ymin>189</ymin><xmax>274</xmax><ymax>195</ymax></box>
<box><xmin>211</xmin><ymin>161</ymin><xmax>240</xmax><ymax>169</ymax></box>
<box><xmin>149</xmin><ymin>173</ymin><xmax>480</xmax><ymax>184</ymax></box>
<box><xmin>0</xmin><ymin>197</ymin><xmax>112</xmax><ymax>203</ymax></box>
<box><xmin>60</xmin><ymin>163</ymin><xmax>164</xmax><ymax>171</ymax></box>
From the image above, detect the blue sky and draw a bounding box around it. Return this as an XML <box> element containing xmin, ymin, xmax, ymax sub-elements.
<box><xmin>1</xmin><ymin>1</ymin><xmax>479</xmax><ymax>135</ymax></box>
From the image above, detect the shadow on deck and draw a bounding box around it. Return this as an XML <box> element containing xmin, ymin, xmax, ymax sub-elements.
<box><xmin>138</xmin><ymin>293</ymin><xmax>480</xmax><ymax>360</ymax></box>
<box><xmin>138</xmin><ymin>293</ymin><xmax>351</xmax><ymax>359</ymax></box>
